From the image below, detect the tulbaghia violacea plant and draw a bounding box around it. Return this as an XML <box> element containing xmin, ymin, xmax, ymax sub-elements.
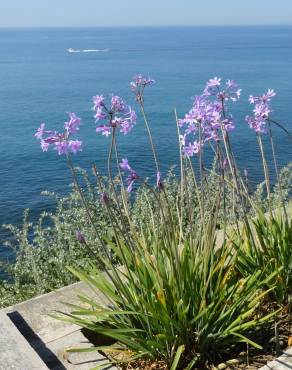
<box><xmin>35</xmin><ymin>112</ymin><xmax>82</xmax><ymax>155</ymax></box>
<box><xmin>36</xmin><ymin>76</ymin><xmax>289</xmax><ymax>369</ymax></box>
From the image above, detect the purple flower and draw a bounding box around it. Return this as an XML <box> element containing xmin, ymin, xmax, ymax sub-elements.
<box><xmin>126</xmin><ymin>172</ymin><xmax>138</xmax><ymax>193</ymax></box>
<box><xmin>111</xmin><ymin>95</ymin><xmax>127</xmax><ymax>113</ymax></box>
<box><xmin>35</xmin><ymin>113</ymin><xmax>82</xmax><ymax>155</ymax></box>
<box><xmin>246</xmin><ymin>89</ymin><xmax>276</xmax><ymax>134</ymax></box>
<box><xmin>183</xmin><ymin>141</ymin><xmax>202</xmax><ymax>157</ymax></box>
<box><xmin>206</xmin><ymin>77</ymin><xmax>221</xmax><ymax>88</ymax></box>
<box><xmin>119</xmin><ymin>110</ymin><xmax>137</xmax><ymax>135</ymax></box>
<box><xmin>225</xmin><ymin>80</ymin><xmax>242</xmax><ymax>101</ymax></box>
<box><xmin>222</xmin><ymin>117</ymin><xmax>235</xmax><ymax>132</ymax></box>
<box><xmin>130</xmin><ymin>82</ymin><xmax>137</xmax><ymax>91</ymax></box>
<box><xmin>119</xmin><ymin>158</ymin><xmax>132</xmax><ymax>171</ymax></box>
<box><xmin>64</xmin><ymin>112</ymin><xmax>81</xmax><ymax>134</ymax></box>
<box><xmin>94</xmin><ymin>107</ymin><xmax>107</xmax><ymax>122</ymax></box>
<box><xmin>249</xmin><ymin>89</ymin><xmax>276</xmax><ymax>104</ymax></box>
<box><xmin>179</xmin><ymin>77</ymin><xmax>240</xmax><ymax>155</ymax></box>
<box><xmin>205</xmin><ymin>77</ymin><xmax>241</xmax><ymax>102</ymax></box>
<box><xmin>100</xmin><ymin>192</ymin><xmax>109</xmax><ymax>205</ymax></box>
<box><xmin>130</xmin><ymin>74</ymin><xmax>155</xmax><ymax>101</ymax></box>
<box><xmin>76</xmin><ymin>231</ymin><xmax>86</xmax><ymax>244</ymax></box>
<box><xmin>96</xmin><ymin>125</ymin><xmax>111</xmax><ymax>136</ymax></box>
<box><xmin>40</xmin><ymin>140</ymin><xmax>50</xmax><ymax>152</ymax></box>
<box><xmin>34</xmin><ymin>123</ymin><xmax>46</xmax><ymax>139</ymax></box>
<box><xmin>245</xmin><ymin>115</ymin><xmax>267</xmax><ymax>134</ymax></box>
<box><xmin>68</xmin><ymin>140</ymin><xmax>82</xmax><ymax>154</ymax></box>
<box><xmin>93</xmin><ymin>94</ymin><xmax>137</xmax><ymax>136</ymax></box>
<box><xmin>253</xmin><ymin>102</ymin><xmax>271</xmax><ymax>118</ymax></box>
<box><xmin>92</xmin><ymin>95</ymin><xmax>104</xmax><ymax>109</ymax></box>
<box><xmin>156</xmin><ymin>171</ymin><xmax>163</xmax><ymax>190</ymax></box>
<box><xmin>263</xmin><ymin>89</ymin><xmax>276</xmax><ymax>101</ymax></box>
<box><xmin>203</xmin><ymin>77</ymin><xmax>221</xmax><ymax>97</ymax></box>
<box><xmin>131</xmin><ymin>74</ymin><xmax>156</xmax><ymax>89</ymax></box>
<box><xmin>119</xmin><ymin>121</ymin><xmax>132</xmax><ymax>135</ymax></box>
<box><xmin>54</xmin><ymin>141</ymin><xmax>69</xmax><ymax>155</ymax></box>
<box><xmin>119</xmin><ymin>158</ymin><xmax>138</xmax><ymax>192</ymax></box>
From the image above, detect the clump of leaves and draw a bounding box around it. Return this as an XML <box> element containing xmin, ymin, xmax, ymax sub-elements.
<box><xmin>57</xmin><ymin>196</ymin><xmax>278</xmax><ymax>369</ymax></box>
<box><xmin>235</xmin><ymin>208</ymin><xmax>292</xmax><ymax>308</ymax></box>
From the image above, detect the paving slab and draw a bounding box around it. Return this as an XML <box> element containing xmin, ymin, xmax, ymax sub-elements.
<box><xmin>47</xmin><ymin>329</ymin><xmax>118</xmax><ymax>369</ymax></box>
<box><xmin>259</xmin><ymin>347</ymin><xmax>292</xmax><ymax>369</ymax></box>
<box><xmin>0</xmin><ymin>311</ymin><xmax>48</xmax><ymax>370</ymax></box>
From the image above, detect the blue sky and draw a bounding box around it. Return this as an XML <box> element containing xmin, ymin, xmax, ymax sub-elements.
<box><xmin>1</xmin><ymin>0</ymin><xmax>292</xmax><ymax>27</ymax></box>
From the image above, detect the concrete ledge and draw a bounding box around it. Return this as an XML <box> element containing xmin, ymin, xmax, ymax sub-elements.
<box><xmin>0</xmin><ymin>311</ymin><xmax>48</xmax><ymax>370</ymax></box>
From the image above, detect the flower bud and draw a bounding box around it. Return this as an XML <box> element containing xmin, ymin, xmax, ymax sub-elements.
<box><xmin>100</xmin><ymin>192</ymin><xmax>109</xmax><ymax>205</ymax></box>
<box><xmin>76</xmin><ymin>230</ymin><xmax>86</xmax><ymax>244</ymax></box>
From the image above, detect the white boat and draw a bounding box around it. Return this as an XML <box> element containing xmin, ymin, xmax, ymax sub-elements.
<box><xmin>67</xmin><ymin>48</ymin><xmax>81</xmax><ymax>53</ymax></box>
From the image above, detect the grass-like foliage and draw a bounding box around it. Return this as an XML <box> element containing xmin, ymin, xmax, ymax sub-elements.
<box><xmin>236</xmin><ymin>209</ymin><xmax>292</xmax><ymax>308</ymax></box>
<box><xmin>1</xmin><ymin>165</ymin><xmax>290</xmax><ymax>309</ymax></box>
<box><xmin>59</xmin><ymin>211</ymin><xmax>278</xmax><ymax>368</ymax></box>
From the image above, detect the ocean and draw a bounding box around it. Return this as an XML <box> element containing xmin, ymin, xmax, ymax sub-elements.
<box><xmin>0</xmin><ymin>26</ymin><xmax>291</xmax><ymax>258</ymax></box>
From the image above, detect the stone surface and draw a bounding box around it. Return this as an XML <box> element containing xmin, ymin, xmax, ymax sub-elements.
<box><xmin>47</xmin><ymin>329</ymin><xmax>118</xmax><ymax>369</ymax></box>
<box><xmin>259</xmin><ymin>347</ymin><xmax>292</xmax><ymax>369</ymax></box>
<box><xmin>3</xmin><ymin>282</ymin><xmax>117</xmax><ymax>369</ymax></box>
<box><xmin>0</xmin><ymin>311</ymin><xmax>48</xmax><ymax>370</ymax></box>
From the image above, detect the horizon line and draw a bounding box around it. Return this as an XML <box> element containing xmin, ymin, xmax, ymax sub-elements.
<box><xmin>1</xmin><ymin>23</ymin><xmax>292</xmax><ymax>29</ymax></box>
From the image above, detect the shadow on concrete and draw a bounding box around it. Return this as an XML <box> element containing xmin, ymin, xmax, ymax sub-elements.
<box><xmin>7</xmin><ymin>311</ymin><xmax>66</xmax><ymax>370</ymax></box>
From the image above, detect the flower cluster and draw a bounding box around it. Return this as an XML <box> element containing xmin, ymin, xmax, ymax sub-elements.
<box><xmin>130</xmin><ymin>74</ymin><xmax>155</xmax><ymax>101</ymax></box>
<box><xmin>178</xmin><ymin>78</ymin><xmax>240</xmax><ymax>157</ymax></box>
<box><xmin>92</xmin><ymin>94</ymin><xmax>137</xmax><ymax>136</ymax></box>
<box><xmin>204</xmin><ymin>77</ymin><xmax>241</xmax><ymax>102</ymax></box>
<box><xmin>245</xmin><ymin>89</ymin><xmax>276</xmax><ymax>134</ymax></box>
<box><xmin>35</xmin><ymin>113</ymin><xmax>82</xmax><ymax>155</ymax></box>
<box><xmin>119</xmin><ymin>158</ymin><xmax>138</xmax><ymax>193</ymax></box>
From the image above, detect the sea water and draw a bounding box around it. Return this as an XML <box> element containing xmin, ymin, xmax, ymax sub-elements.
<box><xmin>0</xmin><ymin>26</ymin><xmax>291</xmax><ymax>257</ymax></box>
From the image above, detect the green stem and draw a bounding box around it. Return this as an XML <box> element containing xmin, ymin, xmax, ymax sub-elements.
<box><xmin>257</xmin><ymin>134</ymin><xmax>272</xmax><ymax>215</ymax></box>
<box><xmin>267</xmin><ymin>121</ymin><xmax>288</xmax><ymax>219</ymax></box>
<box><xmin>140</xmin><ymin>102</ymin><xmax>160</xmax><ymax>174</ymax></box>
<box><xmin>174</xmin><ymin>109</ymin><xmax>184</xmax><ymax>242</ymax></box>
